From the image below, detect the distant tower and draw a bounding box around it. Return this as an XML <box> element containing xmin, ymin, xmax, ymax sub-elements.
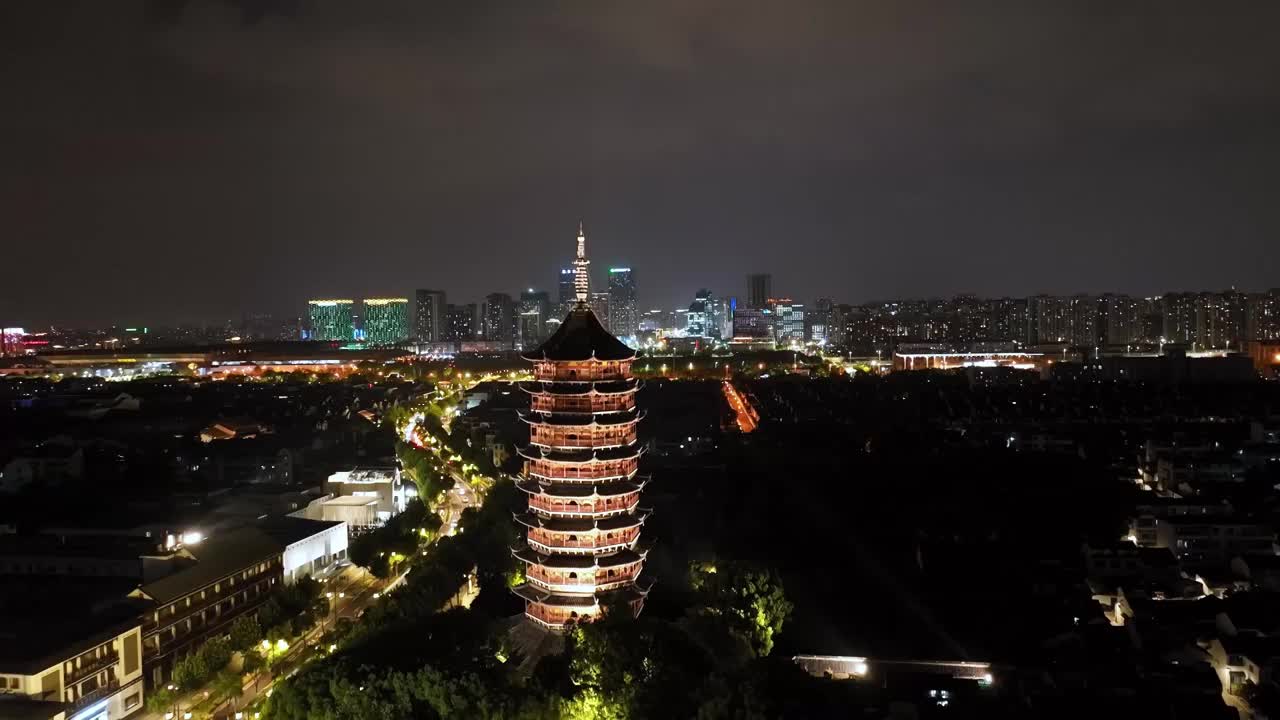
<box><xmin>572</xmin><ymin>222</ymin><xmax>591</xmax><ymax>303</ymax></box>
<box><xmin>513</xmin><ymin>229</ymin><xmax>652</xmax><ymax>631</ymax></box>
<box><xmin>747</xmin><ymin>273</ymin><xmax>772</xmax><ymax>309</ymax></box>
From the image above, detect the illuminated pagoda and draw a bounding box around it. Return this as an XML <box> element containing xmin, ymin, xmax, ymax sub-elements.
<box><xmin>512</xmin><ymin>224</ymin><xmax>652</xmax><ymax>630</ymax></box>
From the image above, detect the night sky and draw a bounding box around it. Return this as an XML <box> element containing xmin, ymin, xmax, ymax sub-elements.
<box><xmin>3</xmin><ymin>1</ymin><xmax>1279</xmax><ymax>327</ymax></box>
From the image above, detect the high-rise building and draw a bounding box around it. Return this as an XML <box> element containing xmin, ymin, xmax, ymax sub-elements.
<box><xmin>1098</xmin><ymin>294</ymin><xmax>1140</xmax><ymax>346</ymax></box>
<box><xmin>989</xmin><ymin>297</ymin><xmax>1029</xmax><ymax>346</ymax></box>
<box><xmin>773</xmin><ymin>300</ymin><xmax>805</xmax><ymax>344</ymax></box>
<box><xmin>589</xmin><ymin>292</ymin><xmax>611</xmax><ymax>332</ymax></box>
<box><xmin>686</xmin><ymin>289</ymin><xmax>714</xmax><ymax>338</ymax></box>
<box><xmin>519</xmin><ymin>289</ymin><xmax>552</xmax><ymax>347</ymax></box>
<box><xmin>557</xmin><ymin>269</ymin><xmax>576</xmax><ymax>318</ymax></box>
<box><xmin>747</xmin><ymin>274</ymin><xmax>772</xmax><ymax>309</ymax></box>
<box><xmin>444</xmin><ymin>303</ymin><xmax>478</xmax><ymax>342</ymax></box>
<box><xmin>415</xmin><ymin>289</ymin><xmax>447</xmax><ymax>343</ymax></box>
<box><xmin>362</xmin><ymin>298</ymin><xmax>410</xmax><ymax>346</ymax></box>
<box><xmin>513</xmin><ymin>232</ymin><xmax>651</xmax><ymax>630</ymax></box>
<box><xmin>307</xmin><ymin>299</ymin><xmax>354</xmax><ymax>342</ymax></box>
<box><xmin>1251</xmin><ymin>289</ymin><xmax>1280</xmax><ymax>341</ymax></box>
<box><xmin>483</xmin><ymin>292</ymin><xmax>517</xmax><ymax>347</ymax></box>
<box><xmin>1162</xmin><ymin>292</ymin><xmax>1198</xmax><ymax>346</ymax></box>
<box><xmin>607</xmin><ymin>267</ymin><xmax>638</xmax><ymax>339</ymax></box>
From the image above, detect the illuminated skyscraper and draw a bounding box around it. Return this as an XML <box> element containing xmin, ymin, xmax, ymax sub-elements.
<box><xmin>307</xmin><ymin>299</ymin><xmax>355</xmax><ymax>342</ymax></box>
<box><xmin>520</xmin><ymin>289</ymin><xmax>552</xmax><ymax>347</ymax></box>
<box><xmin>514</xmin><ymin>230</ymin><xmax>651</xmax><ymax>630</ymax></box>
<box><xmin>362</xmin><ymin>298</ymin><xmax>410</xmax><ymax>346</ymax></box>
<box><xmin>415</xmin><ymin>289</ymin><xmax>447</xmax><ymax>343</ymax></box>
<box><xmin>607</xmin><ymin>268</ymin><xmax>638</xmax><ymax>339</ymax></box>
<box><xmin>483</xmin><ymin>292</ymin><xmax>517</xmax><ymax>347</ymax></box>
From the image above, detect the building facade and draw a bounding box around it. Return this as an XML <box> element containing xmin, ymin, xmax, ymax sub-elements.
<box><xmin>747</xmin><ymin>274</ymin><xmax>772</xmax><ymax>309</ymax></box>
<box><xmin>482</xmin><ymin>293</ymin><xmax>516</xmax><ymax>347</ymax></box>
<box><xmin>361</xmin><ymin>298</ymin><xmax>409</xmax><ymax>346</ymax></box>
<box><xmin>444</xmin><ymin>303</ymin><xmax>478</xmax><ymax>342</ymax></box>
<box><xmin>512</xmin><ymin>234</ymin><xmax>651</xmax><ymax>631</ymax></box>
<box><xmin>414</xmin><ymin>289</ymin><xmax>447</xmax><ymax>343</ymax></box>
<box><xmin>307</xmin><ymin>299</ymin><xmax>354</xmax><ymax>342</ymax></box>
<box><xmin>607</xmin><ymin>268</ymin><xmax>638</xmax><ymax>339</ymax></box>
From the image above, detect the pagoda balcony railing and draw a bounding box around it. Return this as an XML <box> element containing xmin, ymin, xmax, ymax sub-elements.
<box><xmin>525</xmin><ymin>460</ymin><xmax>638</xmax><ymax>481</ymax></box>
<box><xmin>528</xmin><ymin>427</ymin><xmax>637</xmax><ymax>449</ymax></box>
<box><xmin>527</xmin><ymin>534</ymin><xmax>640</xmax><ymax>556</ymax></box>
<box><xmin>526</xmin><ymin>566</ymin><xmax>641</xmax><ymax>593</ymax></box>
<box><xmin>533</xmin><ymin>361</ymin><xmax>633</xmax><ymax>382</ymax></box>
<box><xmin>528</xmin><ymin>494</ymin><xmax>640</xmax><ymax>517</ymax></box>
<box><xmin>531</xmin><ymin>395</ymin><xmax>635</xmax><ymax>414</ymax></box>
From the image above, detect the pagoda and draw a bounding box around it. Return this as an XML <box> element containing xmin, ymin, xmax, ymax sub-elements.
<box><xmin>512</xmin><ymin>224</ymin><xmax>651</xmax><ymax>630</ymax></box>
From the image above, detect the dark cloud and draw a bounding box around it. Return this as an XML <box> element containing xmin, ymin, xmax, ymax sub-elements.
<box><xmin>1</xmin><ymin>1</ymin><xmax>1278</xmax><ymax>326</ymax></box>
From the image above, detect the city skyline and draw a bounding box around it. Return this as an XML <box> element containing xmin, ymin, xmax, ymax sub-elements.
<box><xmin>4</xmin><ymin>3</ymin><xmax>1280</xmax><ymax>327</ymax></box>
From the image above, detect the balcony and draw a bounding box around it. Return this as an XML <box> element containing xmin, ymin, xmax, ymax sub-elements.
<box><xmin>528</xmin><ymin>427</ymin><xmax>637</xmax><ymax>450</ymax></box>
<box><xmin>525</xmin><ymin>459</ymin><xmax>638</xmax><ymax>482</ymax></box>
<box><xmin>526</xmin><ymin>566</ymin><xmax>641</xmax><ymax>594</ymax></box>
<box><xmin>527</xmin><ymin>493</ymin><xmax>640</xmax><ymax>517</ymax></box>
<box><xmin>66</xmin><ymin>650</ymin><xmax>118</xmax><ymax>684</ymax></box>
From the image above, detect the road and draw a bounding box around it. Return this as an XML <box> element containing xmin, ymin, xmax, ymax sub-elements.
<box><xmin>723</xmin><ymin>380</ymin><xmax>760</xmax><ymax>433</ymax></box>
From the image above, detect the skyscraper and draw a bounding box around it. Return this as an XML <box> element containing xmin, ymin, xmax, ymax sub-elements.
<box><xmin>415</xmin><ymin>289</ymin><xmax>447</xmax><ymax>343</ymax></box>
<box><xmin>307</xmin><ymin>299</ymin><xmax>354</xmax><ymax>342</ymax></box>
<box><xmin>686</xmin><ymin>289</ymin><xmax>714</xmax><ymax>338</ymax></box>
<box><xmin>607</xmin><ymin>267</ymin><xmax>638</xmax><ymax>339</ymax></box>
<box><xmin>589</xmin><ymin>292</ymin><xmax>611</xmax><ymax>332</ymax></box>
<box><xmin>557</xmin><ymin>269</ymin><xmax>576</xmax><ymax>318</ymax></box>
<box><xmin>483</xmin><ymin>292</ymin><xmax>517</xmax><ymax>347</ymax></box>
<box><xmin>362</xmin><ymin>298</ymin><xmax>410</xmax><ymax>346</ymax></box>
<box><xmin>747</xmin><ymin>273</ymin><xmax>772</xmax><ymax>309</ymax></box>
<box><xmin>519</xmin><ymin>289</ymin><xmax>552</xmax><ymax>347</ymax></box>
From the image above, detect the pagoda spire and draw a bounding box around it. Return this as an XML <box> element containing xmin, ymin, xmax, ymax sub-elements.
<box><xmin>573</xmin><ymin>221</ymin><xmax>591</xmax><ymax>303</ymax></box>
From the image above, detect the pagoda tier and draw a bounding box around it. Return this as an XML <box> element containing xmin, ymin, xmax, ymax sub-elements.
<box><xmin>514</xmin><ymin>547</ymin><xmax>648</xmax><ymax>593</ymax></box>
<box><xmin>517</xmin><ymin>478</ymin><xmax>648</xmax><ymax>517</ymax></box>
<box><xmin>512</xmin><ymin>228</ymin><xmax>651</xmax><ymax>631</ymax></box>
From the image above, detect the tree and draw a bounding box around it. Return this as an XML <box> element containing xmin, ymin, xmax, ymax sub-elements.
<box><xmin>690</xmin><ymin>561</ymin><xmax>794</xmax><ymax>657</ymax></box>
<box><xmin>228</xmin><ymin>614</ymin><xmax>261</xmax><ymax>652</ymax></box>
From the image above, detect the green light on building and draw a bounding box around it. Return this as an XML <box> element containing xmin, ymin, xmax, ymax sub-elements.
<box><xmin>308</xmin><ymin>299</ymin><xmax>355</xmax><ymax>342</ymax></box>
<box><xmin>362</xmin><ymin>298</ymin><xmax>410</xmax><ymax>346</ymax></box>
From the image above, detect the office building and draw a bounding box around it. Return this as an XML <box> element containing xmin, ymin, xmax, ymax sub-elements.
<box><xmin>774</xmin><ymin>301</ymin><xmax>805</xmax><ymax>344</ymax></box>
<box><xmin>361</xmin><ymin>298</ymin><xmax>409</xmax><ymax>346</ymax></box>
<box><xmin>747</xmin><ymin>274</ymin><xmax>772</xmax><ymax>309</ymax></box>
<box><xmin>732</xmin><ymin>307</ymin><xmax>774</xmax><ymax>342</ymax></box>
<box><xmin>607</xmin><ymin>268</ymin><xmax>638</xmax><ymax>339</ymax></box>
<box><xmin>482</xmin><ymin>293</ymin><xmax>516</xmax><ymax>347</ymax></box>
<box><xmin>307</xmin><ymin>299</ymin><xmax>354</xmax><ymax>342</ymax></box>
<box><xmin>414</xmin><ymin>289</ymin><xmax>447</xmax><ymax>343</ymax></box>
<box><xmin>686</xmin><ymin>289</ymin><xmax>714</xmax><ymax>338</ymax></box>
